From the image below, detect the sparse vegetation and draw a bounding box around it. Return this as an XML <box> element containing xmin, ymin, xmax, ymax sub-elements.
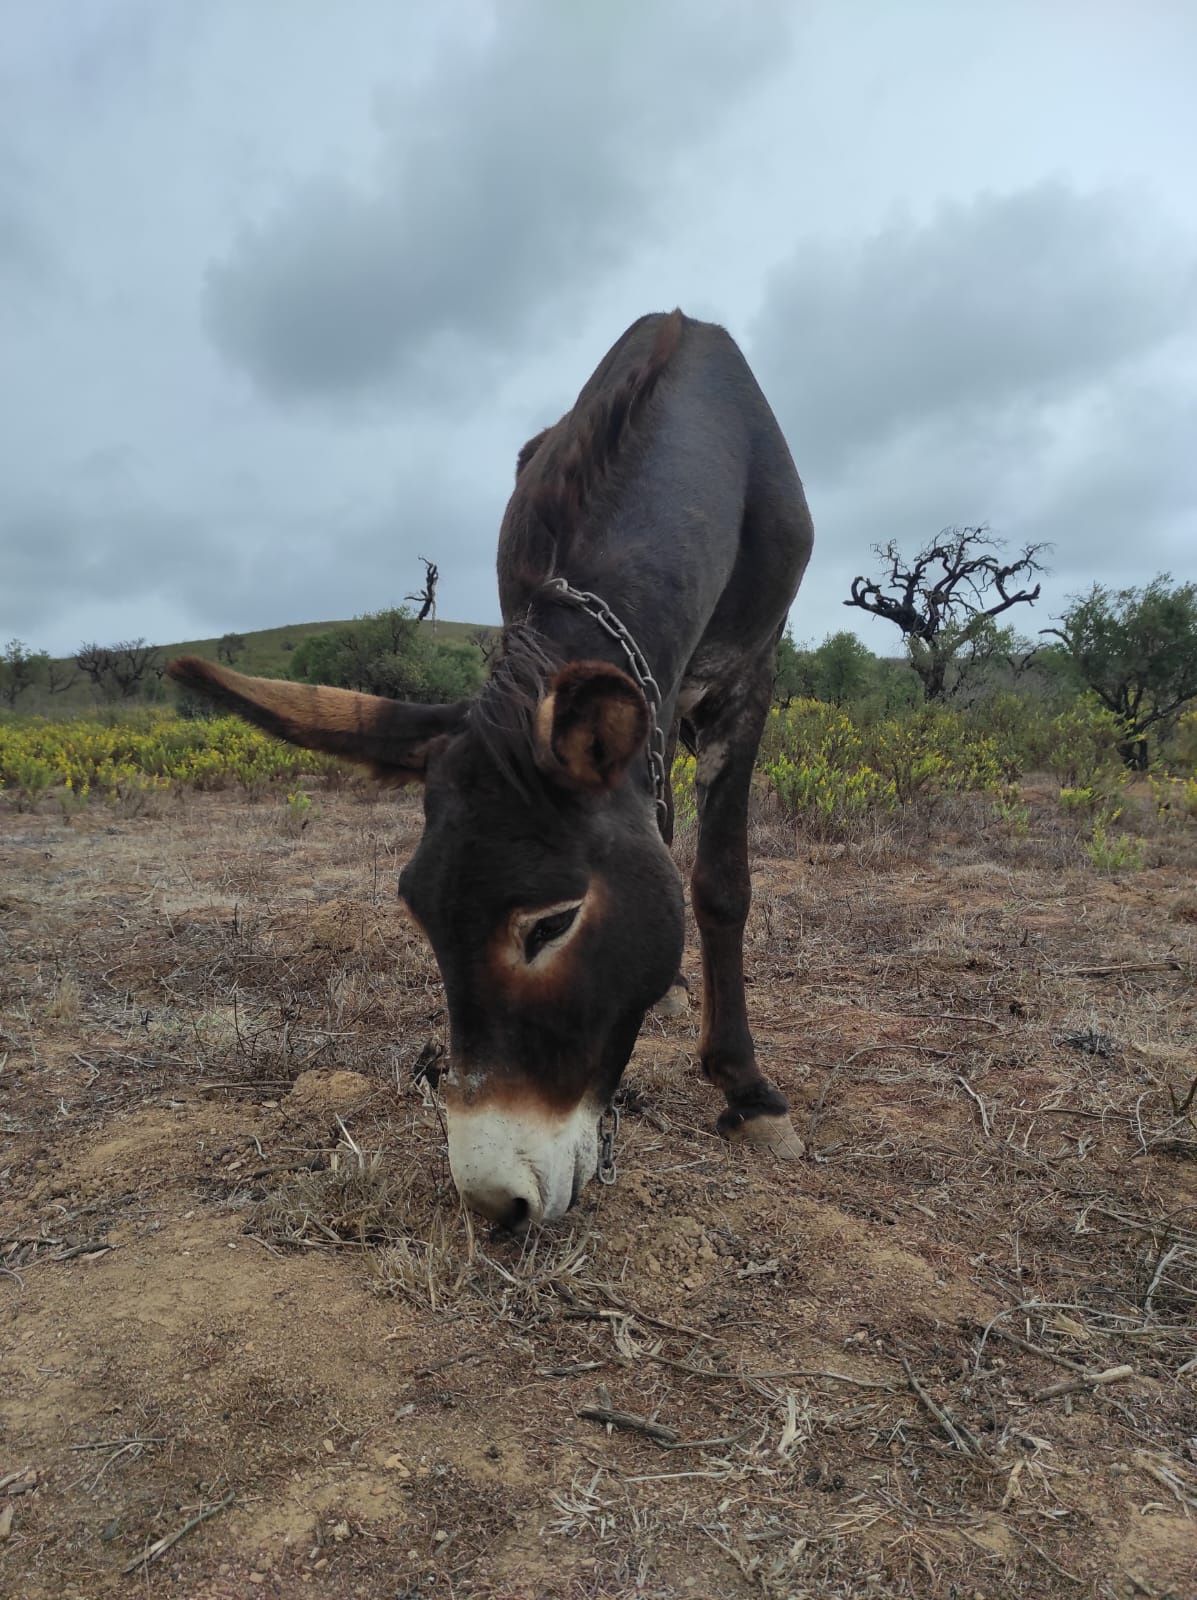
<box><xmin>284</xmin><ymin>787</ymin><xmax>313</xmax><ymax>836</ymax></box>
<box><xmin>3</xmin><ymin>780</ymin><xmax>1194</xmax><ymax>1597</ymax></box>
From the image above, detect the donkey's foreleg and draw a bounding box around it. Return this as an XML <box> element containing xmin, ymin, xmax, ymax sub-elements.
<box><xmin>653</xmin><ymin>712</ymin><xmax>691</xmax><ymax>1018</ymax></box>
<box><xmin>690</xmin><ymin>681</ymin><xmax>803</xmax><ymax>1158</ymax></box>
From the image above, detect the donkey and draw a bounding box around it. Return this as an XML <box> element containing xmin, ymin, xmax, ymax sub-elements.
<box><xmin>168</xmin><ymin>309</ymin><xmax>814</xmax><ymax>1226</ymax></box>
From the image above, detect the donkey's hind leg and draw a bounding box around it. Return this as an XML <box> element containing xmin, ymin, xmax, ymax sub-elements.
<box><xmin>690</xmin><ymin>661</ymin><xmax>803</xmax><ymax>1158</ymax></box>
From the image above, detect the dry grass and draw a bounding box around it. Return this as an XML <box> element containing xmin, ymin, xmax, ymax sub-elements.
<box><xmin>1</xmin><ymin>783</ymin><xmax>1195</xmax><ymax>1598</ymax></box>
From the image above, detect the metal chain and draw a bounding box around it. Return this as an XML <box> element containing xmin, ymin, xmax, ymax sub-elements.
<box><xmin>542</xmin><ymin>576</ymin><xmax>669</xmax><ymax>824</ymax></box>
<box><xmin>543</xmin><ymin>577</ymin><xmax>659</xmax><ymax>1191</ymax></box>
<box><xmin>597</xmin><ymin>1103</ymin><xmax>620</xmax><ymax>1184</ymax></box>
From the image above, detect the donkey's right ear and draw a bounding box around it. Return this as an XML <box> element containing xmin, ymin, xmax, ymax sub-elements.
<box><xmin>165</xmin><ymin>657</ymin><xmax>470</xmax><ymax>783</ymax></box>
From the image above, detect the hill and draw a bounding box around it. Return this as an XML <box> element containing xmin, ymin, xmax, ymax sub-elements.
<box><xmin>13</xmin><ymin>617</ymin><xmax>496</xmax><ymax>716</ymax></box>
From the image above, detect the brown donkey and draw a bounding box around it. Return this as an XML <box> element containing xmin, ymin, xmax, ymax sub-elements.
<box><xmin>168</xmin><ymin>310</ymin><xmax>814</xmax><ymax>1225</ymax></box>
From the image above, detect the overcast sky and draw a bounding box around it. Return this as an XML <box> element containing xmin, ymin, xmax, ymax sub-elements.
<box><xmin>2</xmin><ymin>0</ymin><xmax>1194</xmax><ymax>658</ymax></box>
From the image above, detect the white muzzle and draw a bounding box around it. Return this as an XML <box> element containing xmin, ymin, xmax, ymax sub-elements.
<box><xmin>445</xmin><ymin>1094</ymin><xmax>599</xmax><ymax>1224</ymax></box>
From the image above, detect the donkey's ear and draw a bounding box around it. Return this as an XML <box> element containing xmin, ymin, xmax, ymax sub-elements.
<box><xmin>515</xmin><ymin>426</ymin><xmax>551</xmax><ymax>479</ymax></box>
<box><xmin>165</xmin><ymin>657</ymin><xmax>470</xmax><ymax>784</ymax></box>
<box><xmin>534</xmin><ymin>661</ymin><xmax>649</xmax><ymax>793</ymax></box>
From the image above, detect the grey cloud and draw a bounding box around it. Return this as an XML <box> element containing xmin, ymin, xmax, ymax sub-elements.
<box><xmin>748</xmin><ymin>182</ymin><xmax>1197</xmax><ymax>637</ymax></box>
<box><xmin>204</xmin><ymin>1</ymin><xmax>789</xmax><ymax>404</ymax></box>
<box><xmin>3</xmin><ymin>4</ymin><xmax>1195</xmax><ymax>658</ymax></box>
<box><xmin>1017</xmin><ymin>375</ymin><xmax>1197</xmax><ymax>582</ymax></box>
<box><xmin>0</xmin><ymin>157</ymin><xmax>55</xmax><ymax>287</ymax></box>
<box><xmin>753</xmin><ymin>183</ymin><xmax>1196</xmax><ymax>481</ymax></box>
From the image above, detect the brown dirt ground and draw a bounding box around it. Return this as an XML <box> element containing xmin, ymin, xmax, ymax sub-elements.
<box><xmin>1</xmin><ymin>785</ymin><xmax>1195</xmax><ymax>1600</ymax></box>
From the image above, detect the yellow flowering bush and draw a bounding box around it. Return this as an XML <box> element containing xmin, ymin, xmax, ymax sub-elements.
<box><xmin>764</xmin><ymin>752</ymin><xmax>897</xmax><ymax>833</ymax></box>
<box><xmin>0</xmin><ymin>713</ymin><xmax>337</xmax><ymax>808</ymax></box>
<box><xmin>670</xmin><ymin>751</ymin><xmax>699</xmax><ymax>833</ymax></box>
<box><xmin>757</xmin><ymin>699</ymin><xmax>1002</xmax><ymax>834</ymax></box>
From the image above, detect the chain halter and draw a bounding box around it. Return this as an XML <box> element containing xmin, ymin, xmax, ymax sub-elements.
<box><xmin>541</xmin><ymin>576</ymin><xmax>672</xmax><ymax>1188</ymax></box>
<box><xmin>541</xmin><ymin>577</ymin><xmax>669</xmax><ymax>826</ymax></box>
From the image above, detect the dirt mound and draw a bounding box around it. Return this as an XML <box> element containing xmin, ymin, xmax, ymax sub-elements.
<box><xmin>285</xmin><ymin>1068</ymin><xmax>376</xmax><ymax>1123</ymax></box>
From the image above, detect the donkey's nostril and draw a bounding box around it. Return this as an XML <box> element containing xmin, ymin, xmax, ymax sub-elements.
<box><xmin>463</xmin><ymin>1182</ymin><xmax>539</xmax><ymax>1227</ymax></box>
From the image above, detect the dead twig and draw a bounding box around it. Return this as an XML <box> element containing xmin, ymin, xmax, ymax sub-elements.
<box><xmin>1143</xmin><ymin>1242</ymin><xmax>1184</xmax><ymax>1320</ymax></box>
<box><xmin>642</xmin><ymin>1350</ymin><xmax>895</xmax><ymax>1390</ymax></box>
<box><xmin>49</xmin><ymin>1240</ymin><xmax>112</xmax><ymax>1262</ymax></box>
<box><xmin>1034</xmin><ymin>1364</ymin><xmax>1135</xmax><ymax>1402</ymax></box>
<box><xmin>983</xmin><ymin>1326</ymin><xmax>1087</xmax><ymax>1374</ymax></box>
<box><xmin>954</xmin><ymin>1074</ymin><xmax>992</xmax><ymax>1136</ymax></box>
<box><xmin>414</xmin><ymin>1350</ymin><xmax>485</xmax><ymax>1379</ymax></box>
<box><xmin>1131</xmin><ymin>1450</ymin><xmax>1197</xmax><ymax>1512</ymax></box>
<box><xmin>577</xmin><ymin>1404</ymin><xmax>680</xmax><ymax>1446</ymax></box>
<box><xmin>899</xmin><ymin>1356</ymin><xmax>981</xmax><ymax>1455</ymax></box>
<box><xmin>1008</xmin><ymin>1525</ymin><xmax>1084</xmax><ymax>1585</ymax></box>
<box><xmin>121</xmin><ymin>1487</ymin><xmax>236</xmax><ymax>1574</ymax></box>
<box><xmin>1055</xmin><ymin>959</ymin><xmax>1183</xmax><ymax>978</ymax></box>
<box><xmin>70</xmin><ymin>1436</ymin><xmax>164</xmax><ymax>1452</ymax></box>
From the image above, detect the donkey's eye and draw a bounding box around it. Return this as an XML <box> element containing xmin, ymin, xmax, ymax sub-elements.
<box><xmin>524</xmin><ymin>906</ymin><xmax>578</xmax><ymax>962</ymax></box>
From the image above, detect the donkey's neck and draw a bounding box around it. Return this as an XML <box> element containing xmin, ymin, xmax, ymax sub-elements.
<box><xmin>524</xmin><ymin>565</ymin><xmax>696</xmax><ymax>719</ymax></box>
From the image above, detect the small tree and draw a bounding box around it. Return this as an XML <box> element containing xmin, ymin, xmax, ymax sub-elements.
<box><xmin>812</xmin><ymin>631</ymin><xmax>875</xmax><ymax>704</ymax></box>
<box><xmin>45</xmin><ymin>659</ymin><xmax>78</xmax><ymax>695</ymax></box>
<box><xmin>217</xmin><ymin>632</ymin><xmax>247</xmax><ymax>665</ymax></box>
<box><xmin>773</xmin><ymin>630</ymin><xmax>814</xmax><ymax>707</ymax></box>
<box><xmin>76</xmin><ymin>642</ymin><xmax>115</xmax><ymax>699</ymax></box>
<box><xmin>74</xmin><ymin>639</ymin><xmax>161</xmax><ymax>700</ymax></box>
<box><xmin>107</xmin><ymin>639</ymin><xmax>162</xmax><ymax>699</ymax></box>
<box><xmin>846</xmin><ymin>527</ymin><xmax>1048</xmax><ymax>700</ymax></box>
<box><xmin>1</xmin><ymin>640</ymin><xmax>45</xmax><ymax>708</ymax></box>
<box><xmin>1042</xmin><ymin>576</ymin><xmax>1197</xmax><ymax>770</ymax></box>
<box><xmin>290</xmin><ymin>608</ymin><xmax>482</xmax><ymax>703</ymax></box>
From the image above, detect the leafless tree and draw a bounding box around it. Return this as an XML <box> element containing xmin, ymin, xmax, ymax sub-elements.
<box><xmin>406</xmin><ymin>556</ymin><xmax>439</xmax><ymax>628</ymax></box>
<box><xmin>468</xmin><ymin>626</ymin><xmax>498</xmax><ymax>665</ymax></box>
<box><xmin>75</xmin><ymin>643</ymin><xmax>114</xmax><ymax>697</ymax></box>
<box><xmin>74</xmin><ymin>639</ymin><xmax>161</xmax><ymax>700</ymax></box>
<box><xmin>845</xmin><ymin>526</ymin><xmax>1048</xmax><ymax>699</ymax></box>
<box><xmin>45</xmin><ymin>659</ymin><xmax>78</xmax><ymax>695</ymax></box>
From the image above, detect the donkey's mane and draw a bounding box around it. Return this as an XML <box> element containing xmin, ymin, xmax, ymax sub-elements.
<box><xmin>467</xmin><ymin>621</ymin><xmax>562</xmax><ymax>801</ymax></box>
<box><xmin>472</xmin><ymin>312</ymin><xmax>685</xmax><ymax>800</ymax></box>
<box><xmin>519</xmin><ymin>309</ymin><xmax>685</xmax><ymax>544</ymax></box>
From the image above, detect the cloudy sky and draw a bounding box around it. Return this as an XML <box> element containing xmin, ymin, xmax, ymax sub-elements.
<box><xmin>2</xmin><ymin>0</ymin><xmax>1194</xmax><ymax>658</ymax></box>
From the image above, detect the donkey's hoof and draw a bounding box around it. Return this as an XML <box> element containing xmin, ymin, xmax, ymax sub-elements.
<box><xmin>723</xmin><ymin>1113</ymin><xmax>806</xmax><ymax>1161</ymax></box>
<box><xmin>653</xmin><ymin>982</ymin><xmax>690</xmax><ymax>1020</ymax></box>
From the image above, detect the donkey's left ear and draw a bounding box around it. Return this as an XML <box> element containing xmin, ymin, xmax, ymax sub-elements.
<box><xmin>534</xmin><ymin>661</ymin><xmax>649</xmax><ymax>793</ymax></box>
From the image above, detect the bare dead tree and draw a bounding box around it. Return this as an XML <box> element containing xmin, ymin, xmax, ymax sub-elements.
<box><xmin>468</xmin><ymin>626</ymin><xmax>498</xmax><ymax>665</ymax></box>
<box><xmin>46</xmin><ymin>659</ymin><xmax>78</xmax><ymax>695</ymax></box>
<box><xmin>845</xmin><ymin>527</ymin><xmax>1048</xmax><ymax>699</ymax></box>
<box><xmin>405</xmin><ymin>557</ymin><xmax>439</xmax><ymax>629</ymax></box>
<box><xmin>74</xmin><ymin>639</ymin><xmax>161</xmax><ymax>700</ymax></box>
<box><xmin>107</xmin><ymin>639</ymin><xmax>161</xmax><ymax>698</ymax></box>
<box><xmin>75</xmin><ymin>643</ymin><xmax>114</xmax><ymax>698</ymax></box>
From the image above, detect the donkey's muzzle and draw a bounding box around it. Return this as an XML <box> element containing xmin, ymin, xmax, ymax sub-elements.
<box><xmin>444</xmin><ymin>1092</ymin><xmax>600</xmax><ymax>1224</ymax></box>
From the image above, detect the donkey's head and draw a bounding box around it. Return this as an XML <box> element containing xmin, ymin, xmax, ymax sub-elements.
<box><xmin>167</xmin><ymin>654</ymin><xmax>684</xmax><ymax>1225</ymax></box>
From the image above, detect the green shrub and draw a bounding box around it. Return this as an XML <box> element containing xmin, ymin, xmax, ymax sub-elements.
<box><xmin>1085</xmin><ymin>818</ymin><xmax>1146</xmax><ymax>872</ymax></box>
